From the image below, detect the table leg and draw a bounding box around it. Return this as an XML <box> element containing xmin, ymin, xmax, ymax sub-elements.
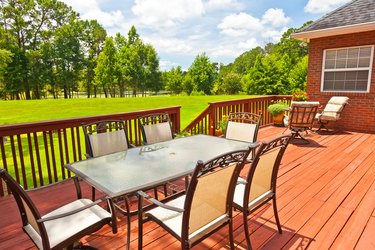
<box><xmin>138</xmin><ymin>193</ymin><xmax>143</xmax><ymax>250</ymax></box>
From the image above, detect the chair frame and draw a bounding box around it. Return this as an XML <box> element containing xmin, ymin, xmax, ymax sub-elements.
<box><xmin>82</xmin><ymin>120</ymin><xmax>131</xmax><ymax>158</ymax></box>
<box><xmin>233</xmin><ymin>135</ymin><xmax>292</xmax><ymax>250</ymax></box>
<box><xmin>316</xmin><ymin>97</ymin><xmax>349</xmax><ymax>133</ymax></box>
<box><xmin>138</xmin><ymin>148</ymin><xmax>252</xmax><ymax>250</ymax></box>
<box><xmin>138</xmin><ymin>112</ymin><xmax>173</xmax><ymax>145</ymax></box>
<box><xmin>224</xmin><ymin>112</ymin><xmax>262</xmax><ymax>143</ymax></box>
<box><xmin>284</xmin><ymin>102</ymin><xmax>319</xmax><ymax>144</ymax></box>
<box><xmin>0</xmin><ymin>169</ymin><xmax>117</xmax><ymax>250</ymax></box>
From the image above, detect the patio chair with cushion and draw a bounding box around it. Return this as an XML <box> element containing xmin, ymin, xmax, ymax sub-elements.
<box><xmin>138</xmin><ymin>113</ymin><xmax>173</xmax><ymax>145</ymax></box>
<box><xmin>315</xmin><ymin>96</ymin><xmax>349</xmax><ymax>133</ymax></box>
<box><xmin>138</xmin><ymin>112</ymin><xmax>180</xmax><ymax>194</ymax></box>
<box><xmin>224</xmin><ymin>112</ymin><xmax>262</xmax><ymax>143</ymax></box>
<box><xmin>137</xmin><ymin>148</ymin><xmax>252</xmax><ymax>250</ymax></box>
<box><xmin>82</xmin><ymin>120</ymin><xmax>132</xmax><ymax>158</ymax></box>
<box><xmin>233</xmin><ymin>134</ymin><xmax>292</xmax><ymax>250</ymax></box>
<box><xmin>283</xmin><ymin>101</ymin><xmax>319</xmax><ymax>144</ymax></box>
<box><xmin>81</xmin><ymin>120</ymin><xmax>132</xmax><ymax>201</ymax></box>
<box><xmin>0</xmin><ymin>168</ymin><xmax>117</xmax><ymax>250</ymax></box>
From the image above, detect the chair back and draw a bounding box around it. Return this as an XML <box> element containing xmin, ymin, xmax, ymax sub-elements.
<box><xmin>320</xmin><ymin>96</ymin><xmax>349</xmax><ymax>121</ymax></box>
<box><xmin>0</xmin><ymin>169</ymin><xmax>47</xmax><ymax>249</ymax></box>
<box><xmin>288</xmin><ymin>101</ymin><xmax>319</xmax><ymax>129</ymax></box>
<box><xmin>225</xmin><ymin>112</ymin><xmax>262</xmax><ymax>143</ymax></box>
<box><xmin>82</xmin><ymin>120</ymin><xmax>130</xmax><ymax>157</ymax></box>
<box><xmin>182</xmin><ymin>148</ymin><xmax>251</xmax><ymax>235</ymax></box>
<box><xmin>138</xmin><ymin>113</ymin><xmax>173</xmax><ymax>144</ymax></box>
<box><xmin>245</xmin><ymin>135</ymin><xmax>292</xmax><ymax>207</ymax></box>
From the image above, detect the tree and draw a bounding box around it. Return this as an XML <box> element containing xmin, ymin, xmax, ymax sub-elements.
<box><xmin>119</xmin><ymin>26</ymin><xmax>160</xmax><ymax>96</ymax></box>
<box><xmin>54</xmin><ymin>20</ymin><xmax>84</xmax><ymax>98</ymax></box>
<box><xmin>0</xmin><ymin>0</ymin><xmax>78</xmax><ymax>99</ymax></box>
<box><xmin>289</xmin><ymin>55</ymin><xmax>308</xmax><ymax>91</ymax></box>
<box><xmin>182</xmin><ymin>73</ymin><xmax>194</xmax><ymax>95</ymax></box>
<box><xmin>165</xmin><ymin>66</ymin><xmax>184</xmax><ymax>94</ymax></box>
<box><xmin>81</xmin><ymin>20</ymin><xmax>107</xmax><ymax>98</ymax></box>
<box><xmin>243</xmin><ymin>54</ymin><xmax>290</xmax><ymax>95</ymax></box>
<box><xmin>188</xmin><ymin>53</ymin><xmax>215</xmax><ymax>95</ymax></box>
<box><xmin>221</xmin><ymin>72</ymin><xmax>242</xmax><ymax>94</ymax></box>
<box><xmin>94</xmin><ymin>37</ymin><xmax>117</xmax><ymax>98</ymax></box>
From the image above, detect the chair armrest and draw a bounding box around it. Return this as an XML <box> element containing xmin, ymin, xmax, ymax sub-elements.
<box><xmin>37</xmin><ymin>198</ymin><xmax>106</xmax><ymax>223</ymax></box>
<box><xmin>137</xmin><ymin>191</ymin><xmax>184</xmax><ymax>213</ymax></box>
<box><xmin>129</xmin><ymin>143</ymin><xmax>136</xmax><ymax>148</ymax></box>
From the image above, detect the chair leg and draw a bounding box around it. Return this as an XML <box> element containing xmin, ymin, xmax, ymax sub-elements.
<box><xmin>153</xmin><ymin>187</ymin><xmax>159</xmax><ymax>200</ymax></box>
<box><xmin>91</xmin><ymin>187</ymin><xmax>96</xmax><ymax>201</ymax></box>
<box><xmin>163</xmin><ymin>183</ymin><xmax>168</xmax><ymax>197</ymax></box>
<box><xmin>228</xmin><ymin>219</ymin><xmax>235</xmax><ymax>250</ymax></box>
<box><xmin>242</xmin><ymin>210</ymin><xmax>253</xmax><ymax>250</ymax></box>
<box><xmin>73</xmin><ymin>177</ymin><xmax>82</xmax><ymax>199</ymax></box>
<box><xmin>124</xmin><ymin>197</ymin><xmax>132</xmax><ymax>250</ymax></box>
<box><xmin>272</xmin><ymin>196</ymin><xmax>282</xmax><ymax>234</ymax></box>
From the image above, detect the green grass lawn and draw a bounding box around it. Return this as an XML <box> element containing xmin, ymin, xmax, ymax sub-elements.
<box><xmin>1</xmin><ymin>95</ymin><xmax>251</xmax><ymax>128</ymax></box>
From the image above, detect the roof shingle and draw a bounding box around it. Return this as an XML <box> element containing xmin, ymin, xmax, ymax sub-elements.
<box><xmin>297</xmin><ymin>0</ymin><xmax>375</xmax><ymax>33</ymax></box>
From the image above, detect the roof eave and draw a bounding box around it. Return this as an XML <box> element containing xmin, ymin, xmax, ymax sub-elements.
<box><xmin>291</xmin><ymin>21</ymin><xmax>375</xmax><ymax>42</ymax></box>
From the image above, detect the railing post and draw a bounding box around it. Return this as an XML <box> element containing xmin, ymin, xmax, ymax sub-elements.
<box><xmin>208</xmin><ymin>104</ymin><xmax>215</xmax><ymax>136</ymax></box>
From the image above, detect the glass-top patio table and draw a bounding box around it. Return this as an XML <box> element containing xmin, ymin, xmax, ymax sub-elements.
<box><xmin>65</xmin><ymin>134</ymin><xmax>255</xmax><ymax>198</ymax></box>
<box><xmin>64</xmin><ymin>134</ymin><xmax>256</xmax><ymax>248</ymax></box>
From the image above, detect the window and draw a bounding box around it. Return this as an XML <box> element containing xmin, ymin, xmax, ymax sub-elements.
<box><xmin>321</xmin><ymin>45</ymin><xmax>373</xmax><ymax>92</ymax></box>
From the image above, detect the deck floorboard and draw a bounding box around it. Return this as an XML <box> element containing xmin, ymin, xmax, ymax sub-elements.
<box><xmin>1</xmin><ymin>126</ymin><xmax>375</xmax><ymax>249</ymax></box>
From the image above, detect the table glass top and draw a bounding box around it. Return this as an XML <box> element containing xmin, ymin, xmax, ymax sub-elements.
<box><xmin>65</xmin><ymin>134</ymin><xmax>254</xmax><ymax>197</ymax></box>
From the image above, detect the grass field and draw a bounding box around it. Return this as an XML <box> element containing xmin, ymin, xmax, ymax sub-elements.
<box><xmin>1</xmin><ymin>95</ymin><xmax>251</xmax><ymax>128</ymax></box>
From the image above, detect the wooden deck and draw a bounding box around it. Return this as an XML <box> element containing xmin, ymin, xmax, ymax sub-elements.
<box><xmin>1</xmin><ymin>126</ymin><xmax>375</xmax><ymax>249</ymax></box>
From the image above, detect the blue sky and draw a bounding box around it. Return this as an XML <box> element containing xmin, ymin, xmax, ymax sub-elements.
<box><xmin>60</xmin><ymin>0</ymin><xmax>351</xmax><ymax>70</ymax></box>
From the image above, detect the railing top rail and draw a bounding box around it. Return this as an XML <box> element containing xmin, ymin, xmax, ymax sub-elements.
<box><xmin>0</xmin><ymin>106</ymin><xmax>181</xmax><ymax>136</ymax></box>
<box><xmin>207</xmin><ymin>95</ymin><xmax>291</xmax><ymax>106</ymax></box>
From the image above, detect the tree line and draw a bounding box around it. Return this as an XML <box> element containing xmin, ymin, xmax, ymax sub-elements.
<box><xmin>0</xmin><ymin>0</ymin><xmax>310</xmax><ymax>100</ymax></box>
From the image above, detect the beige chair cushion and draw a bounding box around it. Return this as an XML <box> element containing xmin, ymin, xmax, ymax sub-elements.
<box><xmin>146</xmin><ymin>163</ymin><xmax>236</xmax><ymax>245</ymax></box>
<box><xmin>233</xmin><ymin>148</ymin><xmax>280</xmax><ymax>209</ymax></box>
<box><xmin>225</xmin><ymin>121</ymin><xmax>257</xmax><ymax>143</ymax></box>
<box><xmin>316</xmin><ymin>96</ymin><xmax>349</xmax><ymax>121</ymax></box>
<box><xmin>143</xmin><ymin>122</ymin><xmax>173</xmax><ymax>144</ymax></box>
<box><xmin>88</xmin><ymin>130</ymin><xmax>128</xmax><ymax>157</ymax></box>
<box><xmin>24</xmin><ymin>199</ymin><xmax>111</xmax><ymax>249</ymax></box>
<box><xmin>146</xmin><ymin>195</ymin><xmax>228</xmax><ymax>245</ymax></box>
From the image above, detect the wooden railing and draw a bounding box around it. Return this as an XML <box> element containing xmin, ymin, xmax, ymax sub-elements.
<box><xmin>183</xmin><ymin>95</ymin><xmax>291</xmax><ymax>135</ymax></box>
<box><xmin>0</xmin><ymin>106</ymin><xmax>180</xmax><ymax>196</ymax></box>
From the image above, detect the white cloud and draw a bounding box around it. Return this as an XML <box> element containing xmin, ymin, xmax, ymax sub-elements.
<box><xmin>238</xmin><ymin>38</ymin><xmax>259</xmax><ymax>50</ymax></box>
<box><xmin>209</xmin><ymin>38</ymin><xmax>259</xmax><ymax>58</ymax></box>
<box><xmin>205</xmin><ymin>0</ymin><xmax>244</xmax><ymax>11</ymax></box>
<box><xmin>131</xmin><ymin>0</ymin><xmax>205</xmax><ymax>28</ymax></box>
<box><xmin>261</xmin><ymin>28</ymin><xmax>288</xmax><ymax>42</ymax></box>
<box><xmin>304</xmin><ymin>0</ymin><xmax>351</xmax><ymax>14</ymax></box>
<box><xmin>60</xmin><ymin>0</ymin><xmax>130</xmax><ymax>35</ymax></box>
<box><xmin>217</xmin><ymin>12</ymin><xmax>262</xmax><ymax>37</ymax></box>
<box><xmin>143</xmin><ymin>37</ymin><xmax>194</xmax><ymax>54</ymax></box>
<box><xmin>217</xmin><ymin>8</ymin><xmax>290</xmax><ymax>44</ymax></box>
<box><xmin>262</xmin><ymin>8</ymin><xmax>290</xmax><ymax>27</ymax></box>
<box><xmin>159</xmin><ymin>60</ymin><xmax>179</xmax><ymax>70</ymax></box>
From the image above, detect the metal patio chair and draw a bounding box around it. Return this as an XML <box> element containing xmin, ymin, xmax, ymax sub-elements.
<box><xmin>316</xmin><ymin>96</ymin><xmax>349</xmax><ymax>133</ymax></box>
<box><xmin>0</xmin><ymin>168</ymin><xmax>117</xmax><ymax>250</ymax></box>
<box><xmin>224</xmin><ymin>112</ymin><xmax>262</xmax><ymax>143</ymax></box>
<box><xmin>137</xmin><ymin>148</ymin><xmax>252</xmax><ymax>249</ymax></box>
<box><xmin>283</xmin><ymin>101</ymin><xmax>319</xmax><ymax>144</ymax></box>
<box><xmin>233</xmin><ymin>134</ymin><xmax>292</xmax><ymax>250</ymax></box>
<box><xmin>82</xmin><ymin>120</ymin><xmax>132</xmax><ymax>201</ymax></box>
<box><xmin>138</xmin><ymin>113</ymin><xmax>180</xmax><ymax>194</ymax></box>
<box><xmin>138</xmin><ymin>112</ymin><xmax>173</xmax><ymax>145</ymax></box>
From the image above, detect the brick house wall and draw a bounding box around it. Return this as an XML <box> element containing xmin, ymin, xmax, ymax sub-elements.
<box><xmin>307</xmin><ymin>30</ymin><xmax>375</xmax><ymax>133</ymax></box>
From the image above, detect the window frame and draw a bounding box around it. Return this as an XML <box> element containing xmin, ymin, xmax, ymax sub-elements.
<box><xmin>320</xmin><ymin>45</ymin><xmax>374</xmax><ymax>93</ymax></box>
